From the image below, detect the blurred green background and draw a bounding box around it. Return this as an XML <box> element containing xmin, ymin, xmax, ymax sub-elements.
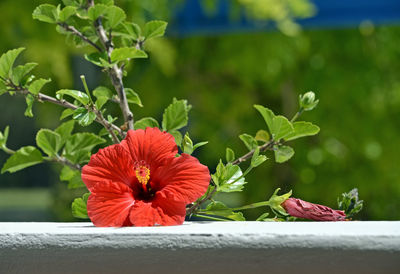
<box><xmin>1</xmin><ymin>0</ymin><xmax>399</xmax><ymax>221</ymax></box>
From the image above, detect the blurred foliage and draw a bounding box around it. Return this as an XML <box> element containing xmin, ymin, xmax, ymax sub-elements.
<box><xmin>0</xmin><ymin>0</ymin><xmax>399</xmax><ymax>221</ymax></box>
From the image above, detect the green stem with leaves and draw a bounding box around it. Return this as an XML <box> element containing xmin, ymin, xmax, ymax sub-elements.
<box><xmin>87</xmin><ymin>0</ymin><xmax>134</xmax><ymax>131</ymax></box>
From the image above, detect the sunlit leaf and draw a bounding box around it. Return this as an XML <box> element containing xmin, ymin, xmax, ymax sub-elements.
<box><xmin>284</xmin><ymin>121</ymin><xmax>320</xmax><ymax>141</ymax></box>
<box><xmin>274</xmin><ymin>145</ymin><xmax>295</xmax><ymax>163</ymax></box>
<box><xmin>1</xmin><ymin>146</ymin><xmax>43</xmax><ymax>174</ymax></box>
<box><xmin>36</xmin><ymin>129</ymin><xmax>62</xmax><ymax>157</ymax></box>
<box><xmin>0</xmin><ymin>47</ymin><xmax>25</xmax><ymax>78</ymax></box>
<box><xmin>143</xmin><ymin>20</ymin><xmax>167</xmax><ymax>40</ymax></box>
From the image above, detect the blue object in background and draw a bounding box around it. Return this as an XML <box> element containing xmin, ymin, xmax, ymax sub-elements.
<box><xmin>170</xmin><ymin>0</ymin><xmax>400</xmax><ymax>36</ymax></box>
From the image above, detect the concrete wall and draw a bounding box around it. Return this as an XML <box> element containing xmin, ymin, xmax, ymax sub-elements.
<box><xmin>1</xmin><ymin>221</ymin><xmax>399</xmax><ymax>274</ymax></box>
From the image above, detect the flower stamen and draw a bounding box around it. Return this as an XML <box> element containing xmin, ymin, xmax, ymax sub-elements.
<box><xmin>134</xmin><ymin>161</ymin><xmax>150</xmax><ymax>185</ymax></box>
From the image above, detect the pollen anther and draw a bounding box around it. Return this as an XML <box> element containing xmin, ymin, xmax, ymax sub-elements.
<box><xmin>134</xmin><ymin>162</ymin><xmax>150</xmax><ymax>185</ymax></box>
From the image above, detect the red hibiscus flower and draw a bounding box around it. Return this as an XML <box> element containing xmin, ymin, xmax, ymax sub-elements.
<box><xmin>81</xmin><ymin>127</ymin><xmax>210</xmax><ymax>227</ymax></box>
<box><xmin>282</xmin><ymin>198</ymin><xmax>346</xmax><ymax>221</ymax></box>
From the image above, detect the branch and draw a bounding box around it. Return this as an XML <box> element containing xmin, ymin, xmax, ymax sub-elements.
<box><xmin>186</xmin><ymin>182</ymin><xmax>217</xmax><ymax>216</ymax></box>
<box><xmin>1</xmin><ymin>145</ymin><xmax>81</xmax><ymax>171</ymax></box>
<box><xmin>232</xmin><ymin>140</ymin><xmax>276</xmax><ymax>165</ymax></box>
<box><xmin>88</xmin><ymin>0</ymin><xmax>134</xmax><ymax>130</ymax></box>
<box><xmin>8</xmin><ymin>85</ymin><xmax>125</xmax><ymax>138</ymax></box>
<box><xmin>50</xmin><ymin>155</ymin><xmax>82</xmax><ymax>171</ymax></box>
<box><xmin>92</xmin><ymin>107</ymin><xmax>120</xmax><ymax>143</ymax></box>
<box><xmin>58</xmin><ymin>22</ymin><xmax>102</xmax><ymax>52</ymax></box>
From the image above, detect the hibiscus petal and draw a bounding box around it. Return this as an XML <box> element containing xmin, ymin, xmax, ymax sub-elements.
<box><xmin>121</xmin><ymin>127</ymin><xmax>178</xmax><ymax>169</ymax></box>
<box><xmin>87</xmin><ymin>181</ymin><xmax>135</xmax><ymax>227</ymax></box>
<box><xmin>154</xmin><ymin>154</ymin><xmax>210</xmax><ymax>204</ymax></box>
<box><xmin>129</xmin><ymin>194</ymin><xmax>186</xmax><ymax>226</ymax></box>
<box><xmin>81</xmin><ymin>144</ymin><xmax>135</xmax><ymax>191</ymax></box>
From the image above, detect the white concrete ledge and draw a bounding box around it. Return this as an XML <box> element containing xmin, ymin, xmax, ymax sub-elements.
<box><xmin>1</xmin><ymin>221</ymin><xmax>399</xmax><ymax>273</ymax></box>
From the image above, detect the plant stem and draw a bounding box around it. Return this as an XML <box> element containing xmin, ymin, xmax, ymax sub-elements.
<box><xmin>290</xmin><ymin>107</ymin><xmax>304</xmax><ymax>122</ymax></box>
<box><xmin>232</xmin><ymin>140</ymin><xmax>275</xmax><ymax>165</ymax></box>
<box><xmin>191</xmin><ymin>214</ymin><xmax>229</xmax><ymax>221</ymax></box>
<box><xmin>58</xmin><ymin>22</ymin><xmax>102</xmax><ymax>52</ymax></box>
<box><xmin>1</xmin><ymin>146</ymin><xmax>15</xmax><ymax>155</ymax></box>
<box><xmin>80</xmin><ymin>75</ymin><xmax>93</xmax><ymax>104</ymax></box>
<box><xmin>92</xmin><ymin>107</ymin><xmax>120</xmax><ymax>144</ymax></box>
<box><xmin>186</xmin><ymin>183</ymin><xmax>217</xmax><ymax>216</ymax></box>
<box><xmin>51</xmin><ymin>155</ymin><xmax>82</xmax><ymax>171</ymax></box>
<box><xmin>3</xmin><ymin>146</ymin><xmax>81</xmax><ymax>171</ymax></box>
<box><xmin>7</xmin><ymin>84</ymin><xmax>125</xmax><ymax>138</ymax></box>
<box><xmin>88</xmin><ymin>0</ymin><xmax>134</xmax><ymax>130</ymax></box>
<box><xmin>230</xmin><ymin>201</ymin><xmax>270</xmax><ymax>211</ymax></box>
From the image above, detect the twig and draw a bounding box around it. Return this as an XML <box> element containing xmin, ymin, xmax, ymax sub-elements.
<box><xmin>186</xmin><ymin>182</ymin><xmax>217</xmax><ymax>216</ymax></box>
<box><xmin>52</xmin><ymin>155</ymin><xmax>82</xmax><ymax>171</ymax></box>
<box><xmin>8</xmin><ymin>85</ymin><xmax>125</xmax><ymax>138</ymax></box>
<box><xmin>58</xmin><ymin>22</ymin><xmax>102</xmax><ymax>52</ymax></box>
<box><xmin>92</xmin><ymin>107</ymin><xmax>120</xmax><ymax>143</ymax></box>
<box><xmin>88</xmin><ymin>0</ymin><xmax>134</xmax><ymax>130</ymax></box>
<box><xmin>232</xmin><ymin>140</ymin><xmax>276</xmax><ymax>165</ymax></box>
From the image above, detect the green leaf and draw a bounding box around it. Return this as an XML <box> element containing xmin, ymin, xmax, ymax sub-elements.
<box><xmin>29</xmin><ymin>78</ymin><xmax>51</xmax><ymax>95</ymax></box>
<box><xmin>88</xmin><ymin>4</ymin><xmax>107</xmax><ymax>21</ymax></box>
<box><xmin>251</xmin><ymin>147</ymin><xmax>268</xmax><ymax>167</ymax></box>
<box><xmin>71</xmin><ymin>193</ymin><xmax>90</xmax><ymax>219</ymax></box>
<box><xmin>0</xmin><ymin>80</ymin><xmax>7</xmax><ymax>96</ymax></box>
<box><xmin>93</xmin><ymin>86</ymin><xmax>112</xmax><ymax>109</ymax></box>
<box><xmin>202</xmin><ymin>201</ymin><xmax>245</xmax><ymax>221</ymax></box>
<box><xmin>134</xmin><ymin>117</ymin><xmax>159</xmax><ymax>130</ymax></box>
<box><xmin>58</xmin><ymin>6</ymin><xmax>77</xmax><ymax>22</ymax></box>
<box><xmin>32</xmin><ymin>4</ymin><xmax>58</xmax><ymax>24</ymax></box>
<box><xmin>94</xmin><ymin>96</ymin><xmax>107</xmax><ymax>110</ymax></box>
<box><xmin>73</xmin><ymin>107</ymin><xmax>96</xmax><ymax>126</ymax></box>
<box><xmin>60</xmin><ymin>108</ymin><xmax>75</xmax><ymax>120</ymax></box>
<box><xmin>84</xmin><ymin>52</ymin><xmax>111</xmax><ymax>68</ymax></box>
<box><xmin>213</xmin><ymin>162</ymin><xmax>247</xmax><ymax>193</ymax></box>
<box><xmin>123</xmin><ymin>22</ymin><xmax>141</xmax><ymax>40</ymax></box>
<box><xmin>105</xmin><ymin>6</ymin><xmax>126</xmax><ymax>28</ymax></box>
<box><xmin>0</xmin><ymin>126</ymin><xmax>10</xmax><ymax>148</ymax></box>
<box><xmin>239</xmin><ymin>133</ymin><xmax>258</xmax><ymax>151</ymax></box>
<box><xmin>11</xmin><ymin>63</ymin><xmax>37</xmax><ymax>85</ymax></box>
<box><xmin>162</xmin><ymin>98</ymin><xmax>191</xmax><ymax>131</ymax></box>
<box><xmin>64</xmin><ymin>133</ymin><xmax>105</xmax><ymax>163</ymax></box>
<box><xmin>256</xmin><ymin>212</ymin><xmax>270</xmax><ymax>221</ymax></box>
<box><xmin>255</xmin><ymin>129</ymin><xmax>270</xmax><ymax>143</ymax></box>
<box><xmin>268</xmin><ymin>188</ymin><xmax>292</xmax><ymax>216</ymax></box>
<box><xmin>24</xmin><ymin>94</ymin><xmax>34</xmax><ymax>117</ymax></box>
<box><xmin>271</xmin><ymin>116</ymin><xmax>294</xmax><ymax>140</ymax></box>
<box><xmin>284</xmin><ymin>121</ymin><xmax>320</xmax><ymax>141</ymax></box>
<box><xmin>254</xmin><ymin>104</ymin><xmax>275</xmax><ymax>131</ymax></box>
<box><xmin>182</xmin><ymin>132</ymin><xmax>194</xmax><ymax>154</ymax></box>
<box><xmin>36</xmin><ymin>129</ymin><xmax>62</xmax><ymax>157</ymax></box>
<box><xmin>169</xmin><ymin>130</ymin><xmax>182</xmax><ymax>147</ymax></box>
<box><xmin>56</xmin><ymin>89</ymin><xmax>90</xmax><ymax>105</ymax></box>
<box><xmin>338</xmin><ymin>188</ymin><xmax>364</xmax><ymax>218</ymax></box>
<box><xmin>274</xmin><ymin>145</ymin><xmax>295</xmax><ymax>163</ymax></box>
<box><xmin>110</xmin><ymin>47</ymin><xmax>147</xmax><ymax>63</ymax></box>
<box><xmin>1</xmin><ymin>146</ymin><xmax>43</xmax><ymax>174</ymax></box>
<box><xmin>192</xmin><ymin>141</ymin><xmax>208</xmax><ymax>153</ymax></box>
<box><xmin>60</xmin><ymin>166</ymin><xmax>85</xmax><ymax>189</ymax></box>
<box><xmin>125</xmin><ymin>88</ymin><xmax>143</xmax><ymax>106</ymax></box>
<box><xmin>0</xmin><ymin>47</ymin><xmax>25</xmax><ymax>78</ymax></box>
<box><xmin>143</xmin><ymin>20</ymin><xmax>168</xmax><ymax>40</ymax></box>
<box><xmin>93</xmin><ymin>86</ymin><xmax>112</xmax><ymax>99</ymax></box>
<box><xmin>55</xmin><ymin>120</ymin><xmax>75</xmax><ymax>147</ymax></box>
<box><xmin>226</xmin><ymin>147</ymin><xmax>235</xmax><ymax>163</ymax></box>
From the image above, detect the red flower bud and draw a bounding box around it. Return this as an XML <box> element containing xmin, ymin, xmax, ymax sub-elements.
<box><xmin>282</xmin><ymin>198</ymin><xmax>346</xmax><ymax>221</ymax></box>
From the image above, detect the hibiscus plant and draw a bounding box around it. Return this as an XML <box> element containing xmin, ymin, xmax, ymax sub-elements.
<box><xmin>0</xmin><ymin>0</ymin><xmax>362</xmax><ymax>226</ymax></box>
